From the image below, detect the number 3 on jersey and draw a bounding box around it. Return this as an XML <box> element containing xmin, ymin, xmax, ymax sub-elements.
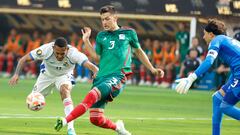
<box><xmin>109</xmin><ymin>41</ymin><xmax>115</xmax><ymax>49</ymax></box>
<box><xmin>231</xmin><ymin>78</ymin><xmax>239</xmax><ymax>88</ymax></box>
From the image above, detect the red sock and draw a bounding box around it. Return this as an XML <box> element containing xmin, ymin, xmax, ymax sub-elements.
<box><xmin>140</xmin><ymin>66</ymin><xmax>145</xmax><ymax>80</ymax></box>
<box><xmin>165</xmin><ymin>70</ymin><xmax>173</xmax><ymax>83</ymax></box>
<box><xmin>0</xmin><ymin>55</ymin><xmax>4</xmax><ymax>72</ymax></box>
<box><xmin>90</xmin><ymin>109</ymin><xmax>116</xmax><ymax>130</ymax></box>
<box><xmin>6</xmin><ymin>55</ymin><xmax>14</xmax><ymax>74</ymax></box>
<box><xmin>66</xmin><ymin>88</ymin><xmax>100</xmax><ymax>123</ymax></box>
<box><xmin>146</xmin><ymin>74</ymin><xmax>151</xmax><ymax>82</ymax></box>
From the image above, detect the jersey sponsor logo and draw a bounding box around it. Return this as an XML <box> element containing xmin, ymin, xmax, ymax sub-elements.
<box><xmin>36</xmin><ymin>49</ymin><xmax>42</xmax><ymax>56</ymax></box>
<box><xmin>119</xmin><ymin>34</ymin><xmax>125</xmax><ymax>40</ymax></box>
<box><xmin>207</xmin><ymin>49</ymin><xmax>218</xmax><ymax>59</ymax></box>
<box><xmin>103</xmin><ymin>37</ymin><xmax>107</xmax><ymax>41</ymax></box>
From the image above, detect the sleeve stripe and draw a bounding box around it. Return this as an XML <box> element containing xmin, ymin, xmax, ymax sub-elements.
<box><xmin>45</xmin><ymin>52</ymin><xmax>54</xmax><ymax>60</ymax></box>
<box><xmin>81</xmin><ymin>59</ymin><xmax>89</xmax><ymax>66</ymax></box>
<box><xmin>29</xmin><ymin>53</ymin><xmax>35</xmax><ymax>60</ymax></box>
<box><xmin>66</xmin><ymin>56</ymin><xmax>75</xmax><ymax>65</ymax></box>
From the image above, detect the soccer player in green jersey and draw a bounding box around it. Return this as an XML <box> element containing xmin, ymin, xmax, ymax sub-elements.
<box><xmin>55</xmin><ymin>5</ymin><xmax>164</xmax><ymax>135</ymax></box>
<box><xmin>175</xmin><ymin>23</ymin><xmax>190</xmax><ymax>63</ymax></box>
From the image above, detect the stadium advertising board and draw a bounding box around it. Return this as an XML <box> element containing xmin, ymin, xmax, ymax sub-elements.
<box><xmin>0</xmin><ymin>0</ymin><xmax>239</xmax><ymax>16</ymax></box>
<box><xmin>0</xmin><ymin>13</ymin><xmax>187</xmax><ymax>39</ymax></box>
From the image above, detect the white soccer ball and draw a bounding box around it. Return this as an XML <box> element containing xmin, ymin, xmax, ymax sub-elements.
<box><xmin>26</xmin><ymin>92</ymin><xmax>46</xmax><ymax>111</ymax></box>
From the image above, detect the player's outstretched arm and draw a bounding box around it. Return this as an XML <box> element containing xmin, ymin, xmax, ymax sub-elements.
<box><xmin>134</xmin><ymin>47</ymin><xmax>164</xmax><ymax>78</ymax></box>
<box><xmin>82</xmin><ymin>61</ymin><xmax>99</xmax><ymax>78</ymax></box>
<box><xmin>81</xmin><ymin>27</ymin><xmax>100</xmax><ymax>63</ymax></box>
<box><xmin>9</xmin><ymin>53</ymin><xmax>33</xmax><ymax>86</ymax></box>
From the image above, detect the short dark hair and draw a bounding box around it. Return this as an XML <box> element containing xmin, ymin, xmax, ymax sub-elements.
<box><xmin>100</xmin><ymin>5</ymin><xmax>116</xmax><ymax>15</ymax></box>
<box><xmin>204</xmin><ymin>19</ymin><xmax>226</xmax><ymax>35</ymax></box>
<box><xmin>54</xmin><ymin>37</ymin><xmax>67</xmax><ymax>47</ymax></box>
<box><xmin>234</xmin><ymin>32</ymin><xmax>240</xmax><ymax>41</ymax></box>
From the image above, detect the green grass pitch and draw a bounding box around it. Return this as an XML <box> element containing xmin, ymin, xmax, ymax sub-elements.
<box><xmin>0</xmin><ymin>78</ymin><xmax>239</xmax><ymax>135</ymax></box>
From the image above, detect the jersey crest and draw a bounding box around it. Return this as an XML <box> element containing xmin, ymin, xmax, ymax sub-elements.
<box><xmin>36</xmin><ymin>49</ymin><xmax>42</xmax><ymax>56</ymax></box>
<box><xmin>63</xmin><ymin>61</ymin><xmax>70</xmax><ymax>67</ymax></box>
<box><xmin>119</xmin><ymin>34</ymin><xmax>125</xmax><ymax>40</ymax></box>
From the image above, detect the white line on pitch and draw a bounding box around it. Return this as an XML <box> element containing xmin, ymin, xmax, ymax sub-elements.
<box><xmin>0</xmin><ymin>114</ymin><xmax>235</xmax><ymax>121</ymax></box>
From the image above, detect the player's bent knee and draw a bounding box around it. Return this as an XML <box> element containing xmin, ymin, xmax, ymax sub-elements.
<box><xmin>60</xmin><ymin>87</ymin><xmax>70</xmax><ymax>94</ymax></box>
<box><xmin>220</xmin><ymin>102</ymin><xmax>228</xmax><ymax>110</ymax></box>
<box><xmin>220</xmin><ymin>102</ymin><xmax>240</xmax><ymax>120</ymax></box>
<box><xmin>219</xmin><ymin>102</ymin><xmax>232</xmax><ymax>114</ymax></box>
<box><xmin>212</xmin><ymin>91</ymin><xmax>223</xmax><ymax>104</ymax></box>
<box><xmin>90</xmin><ymin>116</ymin><xmax>104</xmax><ymax>126</ymax></box>
<box><xmin>60</xmin><ymin>84</ymin><xmax>72</xmax><ymax>92</ymax></box>
<box><xmin>89</xmin><ymin>108</ymin><xmax>105</xmax><ymax>126</ymax></box>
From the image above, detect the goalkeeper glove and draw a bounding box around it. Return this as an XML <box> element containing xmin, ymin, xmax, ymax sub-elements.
<box><xmin>175</xmin><ymin>73</ymin><xmax>197</xmax><ymax>94</ymax></box>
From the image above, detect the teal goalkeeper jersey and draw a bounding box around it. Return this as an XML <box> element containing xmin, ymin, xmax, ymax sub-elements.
<box><xmin>95</xmin><ymin>27</ymin><xmax>141</xmax><ymax>77</ymax></box>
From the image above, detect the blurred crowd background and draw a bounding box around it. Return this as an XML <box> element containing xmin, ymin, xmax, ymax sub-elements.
<box><xmin>0</xmin><ymin>0</ymin><xmax>240</xmax><ymax>90</ymax></box>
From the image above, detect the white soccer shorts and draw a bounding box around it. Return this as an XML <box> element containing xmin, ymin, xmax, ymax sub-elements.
<box><xmin>31</xmin><ymin>73</ymin><xmax>75</xmax><ymax>97</ymax></box>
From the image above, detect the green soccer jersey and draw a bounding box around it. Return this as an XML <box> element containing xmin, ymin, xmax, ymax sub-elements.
<box><xmin>95</xmin><ymin>27</ymin><xmax>140</xmax><ymax>77</ymax></box>
<box><xmin>175</xmin><ymin>31</ymin><xmax>189</xmax><ymax>62</ymax></box>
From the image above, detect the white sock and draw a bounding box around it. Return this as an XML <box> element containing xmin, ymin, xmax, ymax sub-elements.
<box><xmin>63</xmin><ymin>97</ymin><xmax>74</xmax><ymax>130</ymax></box>
<box><xmin>62</xmin><ymin>118</ymin><xmax>67</xmax><ymax>126</ymax></box>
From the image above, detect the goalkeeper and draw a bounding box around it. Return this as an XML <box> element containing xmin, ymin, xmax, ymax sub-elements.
<box><xmin>175</xmin><ymin>18</ymin><xmax>240</xmax><ymax>135</ymax></box>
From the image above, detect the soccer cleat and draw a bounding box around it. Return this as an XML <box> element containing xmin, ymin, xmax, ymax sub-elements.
<box><xmin>54</xmin><ymin>117</ymin><xmax>64</xmax><ymax>131</ymax></box>
<box><xmin>67</xmin><ymin>128</ymin><xmax>76</xmax><ymax>135</ymax></box>
<box><xmin>139</xmin><ymin>80</ymin><xmax>145</xmax><ymax>86</ymax></box>
<box><xmin>81</xmin><ymin>77</ymin><xmax>89</xmax><ymax>83</ymax></box>
<box><xmin>115</xmin><ymin>120</ymin><xmax>131</xmax><ymax>135</ymax></box>
<box><xmin>75</xmin><ymin>76</ymin><xmax>82</xmax><ymax>82</ymax></box>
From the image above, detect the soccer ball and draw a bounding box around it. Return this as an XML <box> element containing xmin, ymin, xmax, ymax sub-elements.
<box><xmin>26</xmin><ymin>92</ymin><xmax>45</xmax><ymax>111</ymax></box>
